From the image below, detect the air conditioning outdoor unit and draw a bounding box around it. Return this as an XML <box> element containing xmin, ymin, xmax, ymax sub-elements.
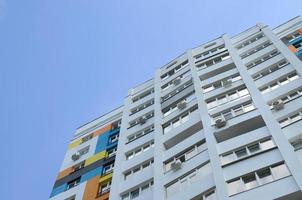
<box><xmin>139</xmin><ymin>116</ymin><xmax>147</xmax><ymax>125</ymax></box>
<box><xmin>173</xmin><ymin>77</ymin><xmax>181</xmax><ymax>86</ymax></box>
<box><xmin>272</xmin><ymin>99</ymin><xmax>284</xmax><ymax>110</ymax></box>
<box><xmin>171</xmin><ymin>159</ymin><xmax>182</xmax><ymax>171</ymax></box>
<box><xmin>215</xmin><ymin>117</ymin><xmax>227</xmax><ymax>128</ymax></box>
<box><xmin>222</xmin><ymin>79</ymin><xmax>232</xmax><ymax>88</ymax></box>
<box><xmin>177</xmin><ymin>100</ymin><xmax>187</xmax><ymax>110</ymax></box>
<box><xmin>71</xmin><ymin>152</ymin><xmax>81</xmax><ymax>161</ymax></box>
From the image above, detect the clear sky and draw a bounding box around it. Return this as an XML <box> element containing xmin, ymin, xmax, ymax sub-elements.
<box><xmin>0</xmin><ymin>0</ymin><xmax>301</xmax><ymax>199</ymax></box>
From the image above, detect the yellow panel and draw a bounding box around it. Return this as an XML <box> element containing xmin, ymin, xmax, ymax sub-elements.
<box><xmin>99</xmin><ymin>173</ymin><xmax>113</xmax><ymax>183</ymax></box>
<box><xmin>85</xmin><ymin>151</ymin><xmax>107</xmax><ymax>166</ymax></box>
<box><xmin>68</xmin><ymin>139</ymin><xmax>82</xmax><ymax>149</ymax></box>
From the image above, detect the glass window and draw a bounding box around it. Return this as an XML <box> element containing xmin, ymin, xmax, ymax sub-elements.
<box><xmin>185</xmin><ymin>148</ymin><xmax>197</xmax><ymax>160</ymax></box>
<box><xmin>135</xmin><ymin>149</ymin><xmax>142</xmax><ymax>156</ymax></box>
<box><xmin>235</xmin><ymin>148</ymin><xmax>248</xmax><ymax>158</ymax></box>
<box><xmin>228</xmin><ymin>179</ymin><xmax>244</xmax><ymax>195</ymax></box>
<box><xmin>290</xmin><ymin>113</ymin><xmax>302</xmax><ymax>123</ymax></box>
<box><xmin>248</xmin><ymin>143</ymin><xmax>260</xmax><ymax>154</ymax></box>
<box><xmin>218</xmin><ymin>96</ymin><xmax>228</xmax><ymax>105</ymax></box>
<box><xmin>205</xmin><ymin>191</ymin><xmax>216</xmax><ymax>200</ymax></box>
<box><xmin>279</xmin><ymin>118</ymin><xmax>290</xmax><ymax>127</ymax></box>
<box><xmin>242</xmin><ymin>173</ymin><xmax>258</xmax><ymax>190</ymax></box>
<box><xmin>141</xmin><ymin>183</ymin><xmax>149</xmax><ymax>192</ymax></box>
<box><xmin>221</xmin><ymin>152</ymin><xmax>236</xmax><ymax>164</ymax></box>
<box><xmin>142</xmin><ymin>162</ymin><xmax>150</xmax><ymax>169</ymax></box>
<box><xmin>244</xmin><ymin>103</ymin><xmax>255</xmax><ymax>112</ymax></box>
<box><xmin>228</xmin><ymin>91</ymin><xmax>239</xmax><ymax>100</ymax></box>
<box><xmin>172</xmin><ymin>119</ymin><xmax>181</xmax><ymax>128</ymax></box>
<box><xmin>130</xmin><ymin>188</ymin><xmax>139</xmax><ymax>199</ymax></box>
<box><xmin>121</xmin><ymin>193</ymin><xmax>130</xmax><ymax>200</ymax></box>
<box><xmin>289</xmin><ymin>73</ymin><xmax>299</xmax><ymax>81</ymax></box>
<box><xmin>257</xmin><ymin>168</ymin><xmax>273</xmax><ymax>184</ymax></box>
<box><xmin>279</xmin><ymin>78</ymin><xmax>289</xmax><ymax>85</ymax></box>
<box><xmin>223</xmin><ymin>111</ymin><xmax>233</xmax><ymax>120</ymax></box>
<box><xmin>163</xmin><ymin>125</ymin><xmax>172</xmax><ymax>134</ymax></box>
<box><xmin>234</xmin><ymin>107</ymin><xmax>244</xmax><ymax>116</ymax></box>
<box><xmin>271</xmin><ymin>163</ymin><xmax>290</xmax><ymax>179</ymax></box>
<box><xmin>181</xmin><ymin>113</ymin><xmax>189</xmax><ymax>123</ymax></box>
<box><xmin>260</xmin><ymin>139</ymin><xmax>275</xmax><ymax>150</ymax></box>
<box><xmin>239</xmin><ymin>88</ymin><xmax>249</xmax><ymax>96</ymax></box>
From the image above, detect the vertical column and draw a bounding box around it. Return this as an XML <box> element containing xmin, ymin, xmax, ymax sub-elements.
<box><xmin>187</xmin><ymin>50</ymin><xmax>229</xmax><ymax>200</ymax></box>
<box><xmin>260</xmin><ymin>23</ymin><xmax>302</xmax><ymax>76</ymax></box>
<box><xmin>223</xmin><ymin>33</ymin><xmax>302</xmax><ymax>190</ymax></box>
<box><xmin>109</xmin><ymin>97</ymin><xmax>131</xmax><ymax>200</ymax></box>
<box><xmin>153</xmin><ymin>69</ymin><xmax>166</xmax><ymax>199</ymax></box>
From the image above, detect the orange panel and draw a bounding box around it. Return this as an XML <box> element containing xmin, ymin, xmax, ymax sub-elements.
<box><xmin>56</xmin><ymin>167</ymin><xmax>73</xmax><ymax>180</ymax></box>
<box><xmin>83</xmin><ymin>176</ymin><xmax>100</xmax><ymax>200</ymax></box>
<box><xmin>298</xmin><ymin>28</ymin><xmax>302</xmax><ymax>34</ymax></box>
<box><xmin>93</xmin><ymin>124</ymin><xmax>112</xmax><ymax>137</ymax></box>
<box><xmin>288</xmin><ymin>45</ymin><xmax>298</xmax><ymax>53</ymax></box>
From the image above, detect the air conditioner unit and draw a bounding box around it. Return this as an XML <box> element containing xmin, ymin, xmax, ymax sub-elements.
<box><xmin>171</xmin><ymin>159</ymin><xmax>182</xmax><ymax>171</ymax></box>
<box><xmin>71</xmin><ymin>152</ymin><xmax>81</xmax><ymax>161</ymax></box>
<box><xmin>215</xmin><ymin>117</ymin><xmax>227</xmax><ymax>128</ymax></box>
<box><xmin>222</xmin><ymin>79</ymin><xmax>232</xmax><ymax>88</ymax></box>
<box><xmin>173</xmin><ymin>77</ymin><xmax>181</xmax><ymax>86</ymax></box>
<box><xmin>139</xmin><ymin>116</ymin><xmax>147</xmax><ymax>125</ymax></box>
<box><xmin>272</xmin><ymin>99</ymin><xmax>284</xmax><ymax>110</ymax></box>
<box><xmin>177</xmin><ymin>100</ymin><xmax>187</xmax><ymax>110</ymax></box>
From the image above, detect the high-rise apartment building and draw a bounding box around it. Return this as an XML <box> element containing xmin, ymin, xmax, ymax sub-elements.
<box><xmin>50</xmin><ymin>16</ymin><xmax>302</xmax><ymax>200</ymax></box>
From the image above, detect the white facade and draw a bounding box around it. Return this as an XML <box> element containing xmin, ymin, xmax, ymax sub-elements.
<box><xmin>109</xmin><ymin>16</ymin><xmax>302</xmax><ymax>200</ymax></box>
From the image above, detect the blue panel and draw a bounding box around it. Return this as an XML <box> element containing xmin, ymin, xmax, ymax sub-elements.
<box><xmin>50</xmin><ymin>183</ymin><xmax>67</xmax><ymax>198</ymax></box>
<box><xmin>296</xmin><ymin>49</ymin><xmax>302</xmax><ymax>56</ymax></box>
<box><xmin>81</xmin><ymin>166</ymin><xmax>103</xmax><ymax>182</ymax></box>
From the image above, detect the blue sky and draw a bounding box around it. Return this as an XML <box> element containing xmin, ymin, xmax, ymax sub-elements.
<box><xmin>0</xmin><ymin>0</ymin><xmax>301</xmax><ymax>199</ymax></box>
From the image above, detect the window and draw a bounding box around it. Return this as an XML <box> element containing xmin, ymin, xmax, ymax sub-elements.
<box><xmin>126</xmin><ymin>141</ymin><xmax>154</xmax><ymax>160</ymax></box>
<box><xmin>103</xmin><ymin>162</ymin><xmax>114</xmax><ymax>174</ymax></box>
<box><xmin>107</xmin><ymin>147</ymin><xmax>117</xmax><ymax>157</ymax></box>
<box><xmin>78</xmin><ymin>146</ymin><xmax>90</xmax><ymax>156</ymax></box>
<box><xmin>164</xmin><ymin>141</ymin><xmax>206</xmax><ymax>171</ymax></box>
<box><xmin>123</xmin><ymin>159</ymin><xmax>154</xmax><ymax>180</ymax></box>
<box><xmin>67</xmin><ymin>177</ymin><xmax>81</xmax><ymax>190</ymax></box>
<box><xmin>196</xmin><ymin>52</ymin><xmax>231</xmax><ymax>69</ymax></box>
<box><xmin>242</xmin><ymin>174</ymin><xmax>258</xmax><ymax>190</ymax></box>
<box><xmin>165</xmin><ymin>163</ymin><xmax>212</xmax><ymax>197</ymax></box>
<box><xmin>98</xmin><ymin>181</ymin><xmax>111</xmax><ymax>195</ymax></box>
<box><xmin>161</xmin><ymin>60</ymin><xmax>189</xmax><ymax>80</ymax></box>
<box><xmin>162</xmin><ymin>106</ymin><xmax>198</xmax><ymax>134</ymax></box>
<box><xmin>221</xmin><ymin>138</ymin><xmax>276</xmax><ymax>165</ymax></box>
<box><xmin>235</xmin><ymin>33</ymin><xmax>264</xmax><ymax>50</ymax></box>
<box><xmin>127</xmin><ymin>125</ymin><xmax>154</xmax><ymax>144</ymax></box>
<box><xmin>246</xmin><ymin>49</ymin><xmax>279</xmax><ymax>69</ymax></box>
<box><xmin>279</xmin><ymin>111</ymin><xmax>302</xmax><ymax>128</ymax></box>
<box><xmin>121</xmin><ymin>180</ymin><xmax>154</xmax><ymax>199</ymax></box>
<box><xmin>257</xmin><ymin>168</ymin><xmax>273</xmax><ymax>184</ymax></box>
<box><xmin>260</xmin><ymin>72</ymin><xmax>299</xmax><ymax>94</ymax></box>
<box><xmin>206</xmin><ymin>87</ymin><xmax>250</xmax><ymax>110</ymax></box>
<box><xmin>235</xmin><ymin>148</ymin><xmax>247</xmax><ymax>158</ymax></box>
<box><xmin>109</xmin><ymin>134</ymin><xmax>119</xmax><ymax>144</ymax></box>
<box><xmin>73</xmin><ymin>161</ymin><xmax>85</xmax><ymax>172</ymax></box>
<box><xmin>247</xmin><ymin>143</ymin><xmax>260</xmax><ymax>153</ymax></box>
<box><xmin>81</xmin><ymin>134</ymin><xmax>93</xmax><ymax>143</ymax></box>
<box><xmin>227</xmin><ymin>162</ymin><xmax>290</xmax><ymax>196</ymax></box>
<box><xmin>240</xmin><ymin>41</ymin><xmax>272</xmax><ymax>59</ymax></box>
<box><xmin>161</xmin><ymin>80</ymin><xmax>193</xmax><ymax>102</ymax></box>
<box><xmin>132</xmin><ymin>89</ymin><xmax>154</xmax><ymax>103</ymax></box>
<box><xmin>130</xmin><ymin>99</ymin><xmax>154</xmax><ymax>115</ymax></box>
<box><xmin>202</xmin><ymin>74</ymin><xmax>242</xmax><ymax>93</ymax></box>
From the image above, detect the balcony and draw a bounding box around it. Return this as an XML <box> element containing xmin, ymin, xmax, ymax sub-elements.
<box><xmin>283</xmin><ymin>120</ymin><xmax>302</xmax><ymax>141</ymax></box>
<box><xmin>162</xmin><ymin>110</ymin><xmax>203</xmax><ymax>149</ymax></box>
<box><xmin>229</xmin><ymin>176</ymin><xmax>300</xmax><ymax>200</ymax></box>
<box><xmin>237</xmin><ymin>36</ymin><xmax>268</xmax><ymax>55</ymax></box>
<box><xmin>198</xmin><ymin>58</ymin><xmax>234</xmax><ymax>80</ymax></box>
<box><xmin>214</xmin><ymin>109</ymin><xmax>264</xmax><ymax>143</ymax></box>
<box><xmin>224</xmin><ymin>148</ymin><xmax>282</xmax><ymax>181</ymax></box>
<box><xmin>272</xmin><ymin>96</ymin><xmax>302</xmax><ymax>120</ymax></box>
<box><xmin>218</xmin><ymin>126</ymin><xmax>270</xmax><ymax>155</ymax></box>
<box><xmin>248</xmin><ymin>54</ymin><xmax>284</xmax><ymax>75</ymax></box>
<box><xmin>255</xmin><ymin>64</ymin><xmax>295</xmax><ymax>89</ymax></box>
<box><xmin>263</xmin><ymin>78</ymin><xmax>302</xmax><ymax>103</ymax></box>
<box><xmin>242</xmin><ymin>45</ymin><xmax>276</xmax><ymax>64</ymax></box>
<box><xmin>204</xmin><ymin>80</ymin><xmax>245</xmax><ymax>100</ymax></box>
